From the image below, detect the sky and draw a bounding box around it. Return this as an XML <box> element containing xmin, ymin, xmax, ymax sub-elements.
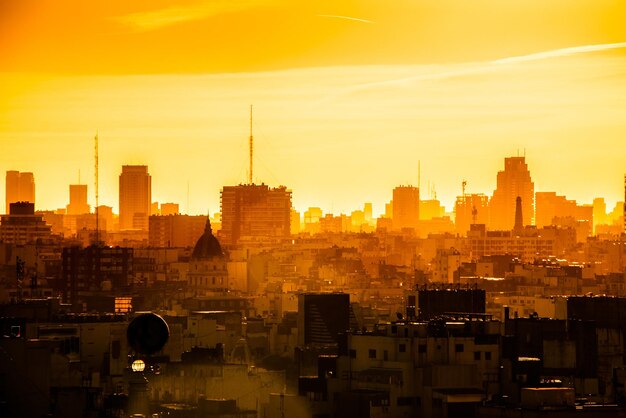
<box><xmin>1</xmin><ymin>0</ymin><xmax>625</xmax><ymax>216</ymax></box>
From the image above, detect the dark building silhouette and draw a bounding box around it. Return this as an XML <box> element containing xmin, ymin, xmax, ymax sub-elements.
<box><xmin>62</xmin><ymin>245</ymin><xmax>133</xmax><ymax>307</ymax></box>
<box><xmin>406</xmin><ymin>285</ymin><xmax>486</xmax><ymax>320</ymax></box>
<box><xmin>298</xmin><ymin>293</ymin><xmax>350</xmax><ymax>346</ymax></box>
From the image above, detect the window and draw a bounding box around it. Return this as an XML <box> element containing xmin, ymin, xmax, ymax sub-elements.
<box><xmin>349</xmin><ymin>349</ymin><xmax>356</xmax><ymax>359</ymax></box>
<box><xmin>399</xmin><ymin>344</ymin><xmax>406</xmax><ymax>353</ymax></box>
<box><xmin>485</xmin><ymin>351</ymin><xmax>492</xmax><ymax>361</ymax></box>
<box><xmin>368</xmin><ymin>349</ymin><xmax>376</xmax><ymax>359</ymax></box>
<box><xmin>419</xmin><ymin>344</ymin><xmax>427</xmax><ymax>353</ymax></box>
<box><xmin>474</xmin><ymin>351</ymin><xmax>481</xmax><ymax>361</ymax></box>
<box><xmin>455</xmin><ymin>344</ymin><xmax>464</xmax><ymax>353</ymax></box>
<box><xmin>383</xmin><ymin>350</ymin><xmax>388</xmax><ymax>361</ymax></box>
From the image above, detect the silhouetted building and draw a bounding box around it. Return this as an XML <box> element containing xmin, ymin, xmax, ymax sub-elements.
<box><xmin>119</xmin><ymin>165</ymin><xmax>151</xmax><ymax>231</ymax></box>
<box><xmin>220</xmin><ymin>184</ymin><xmax>291</xmax><ymax>244</ymax></box>
<box><xmin>0</xmin><ymin>202</ymin><xmax>51</xmax><ymax>244</ymax></box>
<box><xmin>392</xmin><ymin>185</ymin><xmax>419</xmax><ymax>232</ymax></box>
<box><xmin>160</xmin><ymin>202</ymin><xmax>179</xmax><ymax>216</ymax></box>
<box><xmin>298</xmin><ymin>293</ymin><xmax>350</xmax><ymax>346</ymax></box>
<box><xmin>5</xmin><ymin>170</ymin><xmax>35</xmax><ymax>214</ymax></box>
<box><xmin>66</xmin><ymin>184</ymin><xmax>90</xmax><ymax>215</ymax></box>
<box><xmin>489</xmin><ymin>157</ymin><xmax>534</xmax><ymax>230</ymax></box>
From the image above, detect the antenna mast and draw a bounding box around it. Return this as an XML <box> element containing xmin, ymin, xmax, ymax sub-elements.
<box><xmin>249</xmin><ymin>105</ymin><xmax>253</xmax><ymax>184</ymax></box>
<box><xmin>94</xmin><ymin>132</ymin><xmax>99</xmax><ymax>246</ymax></box>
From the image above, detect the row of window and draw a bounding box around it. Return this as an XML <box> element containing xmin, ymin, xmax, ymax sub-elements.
<box><xmin>352</xmin><ymin>344</ymin><xmax>492</xmax><ymax>360</ymax></box>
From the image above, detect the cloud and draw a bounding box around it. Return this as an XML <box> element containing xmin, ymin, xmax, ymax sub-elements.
<box><xmin>316</xmin><ymin>14</ymin><xmax>372</xmax><ymax>24</ymax></box>
<box><xmin>319</xmin><ymin>41</ymin><xmax>626</xmax><ymax>102</ymax></box>
<box><xmin>492</xmin><ymin>42</ymin><xmax>626</xmax><ymax>65</ymax></box>
<box><xmin>112</xmin><ymin>0</ymin><xmax>268</xmax><ymax>32</ymax></box>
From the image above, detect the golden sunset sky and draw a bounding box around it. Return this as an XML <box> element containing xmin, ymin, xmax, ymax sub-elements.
<box><xmin>1</xmin><ymin>0</ymin><xmax>625</xmax><ymax>215</ymax></box>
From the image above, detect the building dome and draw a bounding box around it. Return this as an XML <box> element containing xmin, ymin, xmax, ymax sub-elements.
<box><xmin>191</xmin><ymin>218</ymin><xmax>223</xmax><ymax>260</ymax></box>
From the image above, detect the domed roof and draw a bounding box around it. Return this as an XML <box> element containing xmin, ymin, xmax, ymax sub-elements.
<box><xmin>191</xmin><ymin>218</ymin><xmax>223</xmax><ymax>260</ymax></box>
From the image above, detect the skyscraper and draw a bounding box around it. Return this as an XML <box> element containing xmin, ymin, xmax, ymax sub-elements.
<box><xmin>489</xmin><ymin>156</ymin><xmax>534</xmax><ymax>230</ymax></box>
<box><xmin>392</xmin><ymin>185</ymin><xmax>420</xmax><ymax>231</ymax></box>
<box><xmin>5</xmin><ymin>171</ymin><xmax>35</xmax><ymax>214</ymax></box>
<box><xmin>119</xmin><ymin>165</ymin><xmax>151</xmax><ymax>231</ymax></box>
<box><xmin>220</xmin><ymin>184</ymin><xmax>291</xmax><ymax>244</ymax></box>
<box><xmin>67</xmin><ymin>184</ymin><xmax>90</xmax><ymax>215</ymax></box>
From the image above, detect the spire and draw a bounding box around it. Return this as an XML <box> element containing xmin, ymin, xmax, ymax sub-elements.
<box><xmin>514</xmin><ymin>196</ymin><xmax>523</xmax><ymax>232</ymax></box>
<box><xmin>204</xmin><ymin>216</ymin><xmax>212</xmax><ymax>234</ymax></box>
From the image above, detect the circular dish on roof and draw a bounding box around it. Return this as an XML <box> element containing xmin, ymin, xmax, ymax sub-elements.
<box><xmin>127</xmin><ymin>313</ymin><xmax>170</xmax><ymax>355</ymax></box>
<box><xmin>191</xmin><ymin>218</ymin><xmax>223</xmax><ymax>259</ymax></box>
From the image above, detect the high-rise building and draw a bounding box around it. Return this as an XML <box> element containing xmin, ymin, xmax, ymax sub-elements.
<box><xmin>489</xmin><ymin>157</ymin><xmax>534</xmax><ymax>230</ymax></box>
<box><xmin>5</xmin><ymin>171</ymin><xmax>35</xmax><ymax>214</ymax></box>
<box><xmin>119</xmin><ymin>165</ymin><xmax>151</xmax><ymax>231</ymax></box>
<box><xmin>392</xmin><ymin>185</ymin><xmax>419</xmax><ymax>231</ymax></box>
<box><xmin>454</xmin><ymin>193</ymin><xmax>489</xmax><ymax>235</ymax></box>
<box><xmin>220</xmin><ymin>184</ymin><xmax>291</xmax><ymax>244</ymax></box>
<box><xmin>66</xmin><ymin>184</ymin><xmax>90</xmax><ymax>215</ymax></box>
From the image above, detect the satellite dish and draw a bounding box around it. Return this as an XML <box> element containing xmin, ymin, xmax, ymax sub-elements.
<box><xmin>127</xmin><ymin>313</ymin><xmax>170</xmax><ymax>355</ymax></box>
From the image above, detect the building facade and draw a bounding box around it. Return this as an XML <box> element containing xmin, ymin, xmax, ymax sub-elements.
<box><xmin>220</xmin><ymin>184</ymin><xmax>291</xmax><ymax>245</ymax></box>
<box><xmin>119</xmin><ymin>165</ymin><xmax>151</xmax><ymax>231</ymax></box>
<box><xmin>5</xmin><ymin>171</ymin><xmax>35</xmax><ymax>214</ymax></box>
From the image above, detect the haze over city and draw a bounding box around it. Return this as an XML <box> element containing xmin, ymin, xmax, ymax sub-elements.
<box><xmin>2</xmin><ymin>2</ymin><xmax>626</xmax><ymax>418</ymax></box>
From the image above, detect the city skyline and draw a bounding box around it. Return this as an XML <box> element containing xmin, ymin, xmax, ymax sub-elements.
<box><xmin>1</xmin><ymin>1</ymin><xmax>625</xmax><ymax>215</ymax></box>
<box><xmin>1</xmin><ymin>153</ymin><xmax>624</xmax><ymax>218</ymax></box>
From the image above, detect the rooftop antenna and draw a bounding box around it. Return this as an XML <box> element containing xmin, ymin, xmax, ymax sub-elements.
<box><xmin>418</xmin><ymin>160</ymin><xmax>421</xmax><ymax>191</ymax></box>
<box><xmin>462</xmin><ymin>180</ymin><xmax>467</xmax><ymax>197</ymax></box>
<box><xmin>94</xmin><ymin>131</ymin><xmax>99</xmax><ymax>246</ymax></box>
<box><xmin>249</xmin><ymin>105</ymin><xmax>253</xmax><ymax>185</ymax></box>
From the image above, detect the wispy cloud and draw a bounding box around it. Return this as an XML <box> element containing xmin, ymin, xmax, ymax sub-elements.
<box><xmin>321</xmin><ymin>41</ymin><xmax>626</xmax><ymax>101</ymax></box>
<box><xmin>113</xmin><ymin>0</ymin><xmax>267</xmax><ymax>32</ymax></box>
<box><xmin>316</xmin><ymin>14</ymin><xmax>372</xmax><ymax>24</ymax></box>
<box><xmin>493</xmin><ymin>42</ymin><xmax>626</xmax><ymax>65</ymax></box>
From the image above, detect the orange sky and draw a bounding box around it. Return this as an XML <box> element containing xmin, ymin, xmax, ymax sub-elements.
<box><xmin>1</xmin><ymin>1</ymin><xmax>625</xmax><ymax>215</ymax></box>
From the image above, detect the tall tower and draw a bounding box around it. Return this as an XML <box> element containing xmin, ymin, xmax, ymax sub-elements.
<box><xmin>392</xmin><ymin>186</ymin><xmax>420</xmax><ymax>231</ymax></box>
<box><xmin>119</xmin><ymin>165</ymin><xmax>151</xmax><ymax>230</ymax></box>
<box><xmin>489</xmin><ymin>156</ymin><xmax>534</xmax><ymax>230</ymax></box>
<box><xmin>5</xmin><ymin>171</ymin><xmax>35</xmax><ymax>214</ymax></box>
